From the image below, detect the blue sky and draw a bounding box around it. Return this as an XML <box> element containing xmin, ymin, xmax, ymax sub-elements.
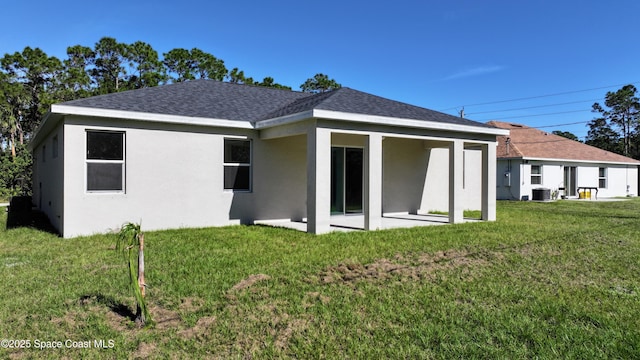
<box><xmin>2</xmin><ymin>0</ymin><xmax>639</xmax><ymax>139</ymax></box>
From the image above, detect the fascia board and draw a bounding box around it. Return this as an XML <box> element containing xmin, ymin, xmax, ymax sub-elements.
<box><xmin>253</xmin><ymin>110</ymin><xmax>314</xmax><ymax>129</ymax></box>
<box><xmin>255</xmin><ymin>108</ymin><xmax>510</xmax><ymax>136</ymax></box>
<box><xmin>313</xmin><ymin>109</ymin><xmax>510</xmax><ymax>135</ymax></box>
<box><xmin>29</xmin><ymin>112</ymin><xmax>60</xmax><ymax>151</ymax></box>
<box><xmin>50</xmin><ymin>104</ymin><xmax>254</xmax><ymax>129</ymax></box>
<box><xmin>521</xmin><ymin>156</ymin><xmax>640</xmax><ymax>166</ymax></box>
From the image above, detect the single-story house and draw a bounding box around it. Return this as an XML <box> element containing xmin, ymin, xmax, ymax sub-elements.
<box><xmin>488</xmin><ymin>121</ymin><xmax>640</xmax><ymax>200</ymax></box>
<box><xmin>29</xmin><ymin>80</ymin><xmax>508</xmax><ymax>238</ymax></box>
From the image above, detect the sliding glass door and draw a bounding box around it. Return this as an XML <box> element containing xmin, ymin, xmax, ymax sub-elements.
<box><xmin>564</xmin><ymin>166</ymin><xmax>577</xmax><ymax>197</ymax></box>
<box><xmin>331</xmin><ymin>147</ymin><xmax>363</xmax><ymax>214</ymax></box>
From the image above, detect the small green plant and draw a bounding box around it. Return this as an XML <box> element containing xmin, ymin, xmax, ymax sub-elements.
<box><xmin>116</xmin><ymin>222</ymin><xmax>152</xmax><ymax>326</ymax></box>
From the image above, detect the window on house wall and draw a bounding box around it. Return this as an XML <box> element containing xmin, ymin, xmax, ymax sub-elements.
<box><xmin>223</xmin><ymin>138</ymin><xmax>251</xmax><ymax>191</ymax></box>
<box><xmin>86</xmin><ymin>130</ymin><xmax>125</xmax><ymax>192</ymax></box>
<box><xmin>599</xmin><ymin>167</ymin><xmax>607</xmax><ymax>188</ymax></box>
<box><xmin>52</xmin><ymin>135</ymin><xmax>58</xmax><ymax>159</ymax></box>
<box><xmin>531</xmin><ymin>165</ymin><xmax>542</xmax><ymax>185</ymax></box>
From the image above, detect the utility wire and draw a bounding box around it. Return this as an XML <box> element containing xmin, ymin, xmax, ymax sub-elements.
<box><xmin>506</xmin><ymin>121</ymin><xmax>591</xmax><ymax>129</ymax></box>
<box><xmin>440</xmin><ymin>81</ymin><xmax>639</xmax><ymax>111</ymax></box>
<box><xmin>475</xmin><ymin>109</ymin><xmax>591</xmax><ymax>121</ymax></box>
<box><xmin>466</xmin><ymin>98</ymin><xmax>603</xmax><ymax>115</ymax></box>
<box><xmin>516</xmin><ymin>138</ymin><xmax>583</xmax><ymax>144</ymax></box>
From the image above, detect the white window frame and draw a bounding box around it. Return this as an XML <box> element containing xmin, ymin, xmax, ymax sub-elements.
<box><xmin>86</xmin><ymin>130</ymin><xmax>126</xmax><ymax>193</ymax></box>
<box><xmin>598</xmin><ymin>167</ymin><xmax>607</xmax><ymax>189</ymax></box>
<box><xmin>531</xmin><ymin>164</ymin><xmax>542</xmax><ymax>185</ymax></box>
<box><xmin>223</xmin><ymin>138</ymin><xmax>252</xmax><ymax>192</ymax></box>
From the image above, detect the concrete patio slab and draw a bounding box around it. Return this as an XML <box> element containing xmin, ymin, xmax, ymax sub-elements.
<box><xmin>255</xmin><ymin>212</ymin><xmax>481</xmax><ymax>233</ymax></box>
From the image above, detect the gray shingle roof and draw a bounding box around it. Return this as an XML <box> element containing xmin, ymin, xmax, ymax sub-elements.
<box><xmin>266</xmin><ymin>87</ymin><xmax>495</xmax><ymax>128</ymax></box>
<box><xmin>62</xmin><ymin>80</ymin><xmax>308</xmax><ymax>122</ymax></box>
<box><xmin>59</xmin><ymin>79</ymin><xmax>493</xmax><ymax>129</ymax></box>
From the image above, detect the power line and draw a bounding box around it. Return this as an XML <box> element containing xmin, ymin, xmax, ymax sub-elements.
<box><xmin>466</xmin><ymin>98</ymin><xmax>603</xmax><ymax>115</ymax></box>
<box><xmin>506</xmin><ymin>121</ymin><xmax>591</xmax><ymax>129</ymax></box>
<box><xmin>491</xmin><ymin>121</ymin><xmax>592</xmax><ymax>142</ymax></box>
<box><xmin>475</xmin><ymin>109</ymin><xmax>591</xmax><ymax>121</ymax></box>
<box><xmin>440</xmin><ymin>81</ymin><xmax>639</xmax><ymax>111</ymax></box>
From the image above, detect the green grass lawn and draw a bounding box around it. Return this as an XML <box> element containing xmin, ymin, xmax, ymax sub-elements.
<box><xmin>1</xmin><ymin>200</ymin><xmax>639</xmax><ymax>359</ymax></box>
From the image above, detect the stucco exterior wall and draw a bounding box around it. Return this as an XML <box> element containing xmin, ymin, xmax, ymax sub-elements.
<box><xmin>45</xmin><ymin>114</ymin><xmax>499</xmax><ymax>237</ymax></box>
<box><xmin>496</xmin><ymin>159</ymin><xmax>638</xmax><ymax>200</ymax></box>
<box><xmin>419</xmin><ymin>147</ymin><xmax>483</xmax><ymax>213</ymax></box>
<box><xmin>32</xmin><ymin>123</ymin><xmax>64</xmax><ymax>233</ymax></box>
<box><xmin>463</xmin><ymin>149</ymin><xmax>483</xmax><ymax>210</ymax></box>
<box><xmin>62</xmin><ymin>116</ymin><xmax>261</xmax><ymax>237</ymax></box>
<box><xmin>382</xmin><ymin>138</ymin><xmax>429</xmax><ymax>213</ymax></box>
<box><xmin>526</xmin><ymin>162</ymin><xmax>565</xmax><ymax>197</ymax></box>
<box><xmin>594</xmin><ymin>165</ymin><xmax>637</xmax><ymax>197</ymax></box>
<box><xmin>249</xmin><ymin>134</ymin><xmax>307</xmax><ymax>221</ymax></box>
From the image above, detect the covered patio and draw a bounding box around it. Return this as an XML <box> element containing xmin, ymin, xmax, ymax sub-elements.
<box><xmin>257</xmin><ymin>116</ymin><xmax>504</xmax><ymax>234</ymax></box>
<box><xmin>255</xmin><ymin>212</ymin><xmax>481</xmax><ymax>232</ymax></box>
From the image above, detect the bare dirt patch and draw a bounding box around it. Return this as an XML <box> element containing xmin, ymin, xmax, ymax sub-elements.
<box><xmin>51</xmin><ymin>312</ymin><xmax>77</xmax><ymax>329</ymax></box>
<box><xmin>224</xmin><ymin>301</ymin><xmax>310</xmax><ymax>355</ymax></box>
<box><xmin>179</xmin><ymin>296</ymin><xmax>205</xmax><ymax>313</ymax></box>
<box><xmin>178</xmin><ymin>316</ymin><xmax>217</xmax><ymax>339</ymax></box>
<box><xmin>231</xmin><ymin>274</ymin><xmax>271</xmax><ymax>291</ymax></box>
<box><xmin>8</xmin><ymin>351</ymin><xmax>26</xmax><ymax>360</ymax></box>
<box><xmin>132</xmin><ymin>342</ymin><xmax>157</xmax><ymax>359</ymax></box>
<box><xmin>150</xmin><ymin>305</ymin><xmax>182</xmax><ymax>330</ymax></box>
<box><xmin>104</xmin><ymin>309</ymin><xmax>130</xmax><ymax>332</ymax></box>
<box><xmin>317</xmin><ymin>249</ymin><xmax>494</xmax><ymax>284</ymax></box>
<box><xmin>275</xmin><ymin>318</ymin><xmax>308</xmax><ymax>350</ymax></box>
<box><xmin>75</xmin><ymin>294</ymin><xmax>186</xmax><ymax>332</ymax></box>
<box><xmin>221</xmin><ymin>276</ymin><xmax>311</xmax><ymax>355</ymax></box>
<box><xmin>305</xmin><ymin>291</ymin><xmax>331</xmax><ymax>307</ymax></box>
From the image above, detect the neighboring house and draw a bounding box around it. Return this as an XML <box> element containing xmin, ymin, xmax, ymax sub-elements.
<box><xmin>29</xmin><ymin>80</ymin><xmax>508</xmax><ymax>238</ymax></box>
<box><xmin>488</xmin><ymin>121</ymin><xmax>640</xmax><ymax>200</ymax></box>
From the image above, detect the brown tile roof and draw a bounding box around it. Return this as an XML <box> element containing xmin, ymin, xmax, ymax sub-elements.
<box><xmin>487</xmin><ymin>121</ymin><xmax>640</xmax><ymax>164</ymax></box>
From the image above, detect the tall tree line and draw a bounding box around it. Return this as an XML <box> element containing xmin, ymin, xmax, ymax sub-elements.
<box><xmin>0</xmin><ymin>36</ymin><xmax>341</xmax><ymax>198</ymax></box>
<box><xmin>585</xmin><ymin>85</ymin><xmax>640</xmax><ymax>159</ymax></box>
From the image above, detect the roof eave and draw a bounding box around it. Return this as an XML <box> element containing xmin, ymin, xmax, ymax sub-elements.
<box><xmin>50</xmin><ymin>104</ymin><xmax>254</xmax><ymax>129</ymax></box>
<box><xmin>29</xmin><ymin>111</ymin><xmax>61</xmax><ymax>151</ymax></box>
<box><xmin>253</xmin><ymin>110</ymin><xmax>315</xmax><ymax>128</ymax></box>
<box><xmin>256</xmin><ymin>109</ymin><xmax>511</xmax><ymax>136</ymax></box>
<box><xmin>500</xmin><ymin>156</ymin><xmax>640</xmax><ymax>165</ymax></box>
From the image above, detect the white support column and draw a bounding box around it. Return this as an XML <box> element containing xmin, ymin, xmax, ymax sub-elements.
<box><xmin>307</xmin><ymin>127</ymin><xmax>331</xmax><ymax>234</ymax></box>
<box><xmin>365</xmin><ymin>133</ymin><xmax>383</xmax><ymax>230</ymax></box>
<box><xmin>449</xmin><ymin>140</ymin><xmax>464</xmax><ymax>224</ymax></box>
<box><xmin>481</xmin><ymin>143</ymin><xmax>497</xmax><ymax>221</ymax></box>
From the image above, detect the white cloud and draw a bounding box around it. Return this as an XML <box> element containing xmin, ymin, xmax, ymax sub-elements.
<box><xmin>443</xmin><ymin>65</ymin><xmax>505</xmax><ymax>80</ymax></box>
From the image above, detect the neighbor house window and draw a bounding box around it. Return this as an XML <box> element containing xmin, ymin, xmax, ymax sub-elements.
<box><xmin>531</xmin><ymin>165</ymin><xmax>542</xmax><ymax>185</ymax></box>
<box><xmin>223</xmin><ymin>138</ymin><xmax>251</xmax><ymax>191</ymax></box>
<box><xmin>86</xmin><ymin>130</ymin><xmax>125</xmax><ymax>192</ymax></box>
<box><xmin>599</xmin><ymin>167</ymin><xmax>607</xmax><ymax>188</ymax></box>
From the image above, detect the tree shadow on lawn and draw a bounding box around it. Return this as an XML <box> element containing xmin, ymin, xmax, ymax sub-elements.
<box><xmin>79</xmin><ymin>293</ymin><xmax>137</xmax><ymax>322</ymax></box>
<box><xmin>5</xmin><ymin>196</ymin><xmax>58</xmax><ymax>235</ymax></box>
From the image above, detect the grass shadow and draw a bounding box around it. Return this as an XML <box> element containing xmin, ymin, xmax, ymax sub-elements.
<box><xmin>79</xmin><ymin>293</ymin><xmax>136</xmax><ymax>322</ymax></box>
<box><xmin>5</xmin><ymin>196</ymin><xmax>58</xmax><ymax>235</ymax></box>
